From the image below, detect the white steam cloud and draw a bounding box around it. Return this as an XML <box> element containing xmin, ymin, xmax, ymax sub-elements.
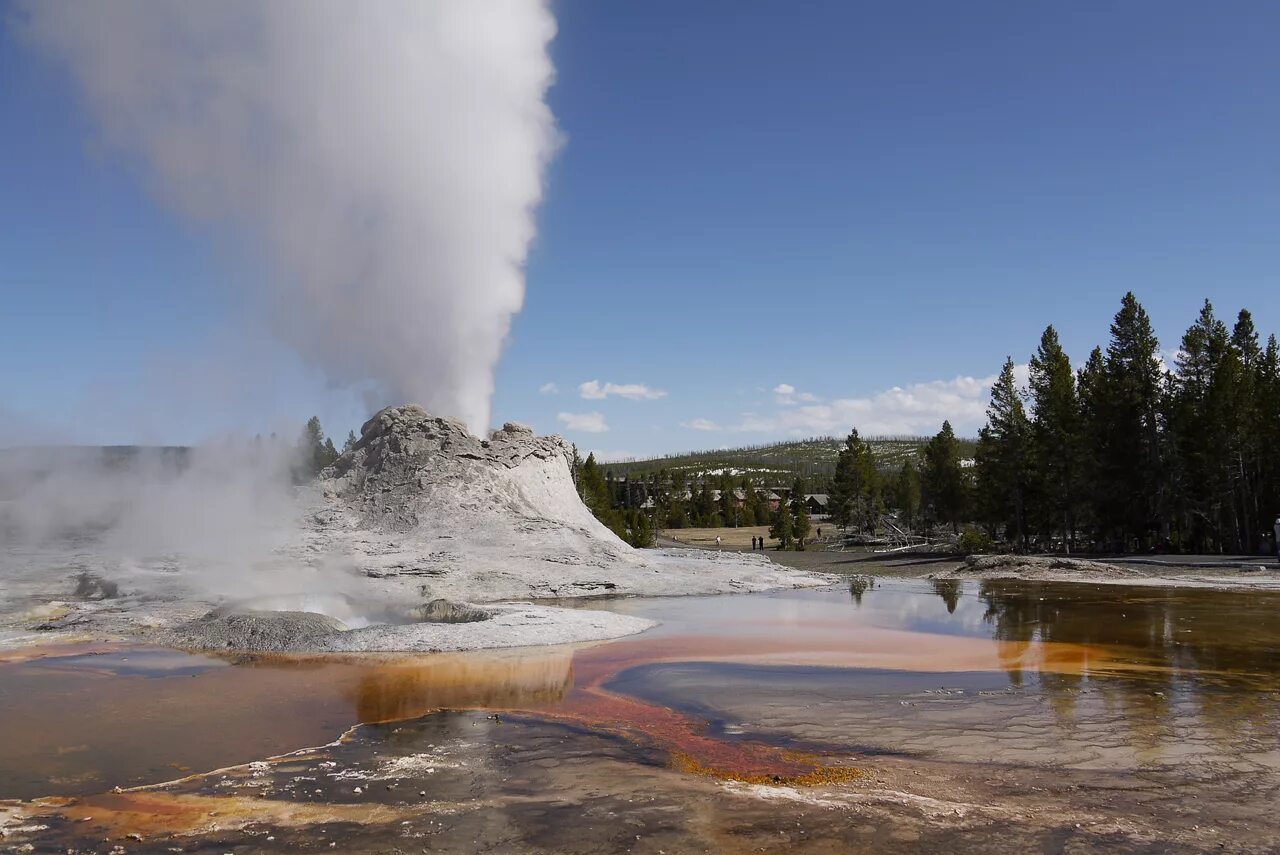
<box><xmin>19</xmin><ymin>0</ymin><xmax>560</xmax><ymax>434</ymax></box>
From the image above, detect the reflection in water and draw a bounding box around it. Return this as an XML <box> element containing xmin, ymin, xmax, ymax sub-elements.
<box><xmin>977</xmin><ymin>580</ymin><xmax>1280</xmax><ymax>747</ymax></box>
<box><xmin>351</xmin><ymin>649</ymin><xmax>573</xmax><ymax>723</ymax></box>
<box><xmin>0</xmin><ymin>646</ymin><xmax>577</xmax><ymax>799</ymax></box>
<box><xmin>978</xmin><ymin>581</ymin><xmax>1280</xmax><ymax>688</ymax></box>
<box><xmin>930</xmin><ymin>579</ymin><xmax>961</xmax><ymax>613</ymax></box>
<box><xmin>848</xmin><ymin>575</ymin><xmax>874</xmax><ymax>605</ymax></box>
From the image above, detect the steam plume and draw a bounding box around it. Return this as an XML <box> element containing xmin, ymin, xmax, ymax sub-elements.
<box><xmin>20</xmin><ymin>1</ymin><xmax>559</xmax><ymax>433</ymax></box>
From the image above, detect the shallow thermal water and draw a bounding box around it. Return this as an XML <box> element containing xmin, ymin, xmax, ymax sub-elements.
<box><xmin>3</xmin><ymin>579</ymin><xmax>1280</xmax><ymax>853</ymax></box>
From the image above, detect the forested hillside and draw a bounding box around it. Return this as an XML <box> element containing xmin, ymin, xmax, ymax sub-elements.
<box><xmin>601</xmin><ymin>436</ymin><xmax>977</xmax><ymax>481</ymax></box>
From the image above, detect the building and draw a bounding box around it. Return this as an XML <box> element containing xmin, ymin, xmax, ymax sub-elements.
<box><xmin>803</xmin><ymin>494</ymin><xmax>830</xmax><ymax>516</ymax></box>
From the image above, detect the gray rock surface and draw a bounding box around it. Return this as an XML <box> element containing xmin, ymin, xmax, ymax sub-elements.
<box><xmin>930</xmin><ymin>554</ymin><xmax>1144</xmax><ymax>581</ymax></box>
<box><xmin>164</xmin><ymin>609</ymin><xmax>349</xmax><ymax>652</ymax></box>
<box><xmin>159</xmin><ymin>601</ymin><xmax>654</xmax><ymax>654</ymax></box>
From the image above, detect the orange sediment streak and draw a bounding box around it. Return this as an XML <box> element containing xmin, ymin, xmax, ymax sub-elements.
<box><xmin>32</xmin><ymin>791</ymin><xmax>418</xmax><ymax>839</ymax></box>
<box><xmin>525</xmin><ymin>685</ymin><xmax>861</xmax><ymax>784</ymax></box>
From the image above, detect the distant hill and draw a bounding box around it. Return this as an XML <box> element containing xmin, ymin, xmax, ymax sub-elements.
<box><xmin>598</xmin><ymin>435</ymin><xmax>978</xmax><ymax>482</ymax></box>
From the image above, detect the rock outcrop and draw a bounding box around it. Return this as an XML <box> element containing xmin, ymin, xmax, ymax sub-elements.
<box><xmin>320</xmin><ymin>405</ymin><xmax>601</xmax><ymax>539</ymax></box>
<box><xmin>929</xmin><ymin>554</ymin><xmax>1144</xmax><ymax>581</ymax></box>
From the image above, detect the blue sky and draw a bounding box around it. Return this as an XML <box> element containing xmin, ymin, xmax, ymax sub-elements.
<box><xmin>3</xmin><ymin>2</ymin><xmax>1278</xmax><ymax>456</ymax></box>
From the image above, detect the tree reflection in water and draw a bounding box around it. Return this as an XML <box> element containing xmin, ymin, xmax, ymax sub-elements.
<box><xmin>930</xmin><ymin>579</ymin><xmax>961</xmax><ymax>613</ymax></box>
<box><xmin>848</xmin><ymin>576</ymin><xmax>874</xmax><ymax>606</ymax></box>
<box><xmin>977</xmin><ymin>580</ymin><xmax>1280</xmax><ymax>741</ymax></box>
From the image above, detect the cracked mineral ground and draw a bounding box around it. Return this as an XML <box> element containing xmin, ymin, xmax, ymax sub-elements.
<box><xmin>3</xmin><ymin>578</ymin><xmax>1280</xmax><ymax>853</ymax></box>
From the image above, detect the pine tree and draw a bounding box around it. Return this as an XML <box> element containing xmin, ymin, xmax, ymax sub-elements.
<box><xmin>570</xmin><ymin>444</ymin><xmax>584</xmax><ymax>491</ymax></box>
<box><xmin>769</xmin><ymin>497</ymin><xmax>793</xmax><ymax>549</ymax></box>
<box><xmin>1027</xmin><ymin>327</ymin><xmax>1081</xmax><ymax>550</ymax></box>
<box><xmin>695</xmin><ymin>483</ymin><xmax>716</xmax><ymax>526</ymax></box>
<box><xmin>1231</xmin><ymin>310</ymin><xmax>1262</xmax><ymax>550</ymax></box>
<box><xmin>578</xmin><ymin>453</ymin><xmax>608</xmax><ymax>512</ymax></box>
<box><xmin>665</xmin><ymin>495</ymin><xmax>689</xmax><ymax>529</ymax></box>
<box><xmin>1103</xmin><ymin>292</ymin><xmax>1167</xmax><ymax>549</ymax></box>
<box><xmin>974</xmin><ymin>358</ymin><xmax>1032</xmax><ymax>548</ymax></box>
<box><xmin>921</xmin><ymin>421</ymin><xmax>969</xmax><ymax>533</ymax></box>
<box><xmin>1169</xmin><ymin>300</ymin><xmax>1243</xmax><ymax>551</ymax></box>
<box><xmin>299</xmin><ymin>416</ymin><xmax>338</xmax><ymax>478</ymax></box>
<box><xmin>302</xmin><ymin>416</ymin><xmax>324</xmax><ymax>453</ymax></box>
<box><xmin>791</xmin><ymin>493</ymin><xmax>811</xmax><ymax>548</ymax></box>
<box><xmin>891</xmin><ymin>460</ymin><xmax>922</xmax><ymax>533</ymax></box>
<box><xmin>719</xmin><ymin>475</ymin><xmax>738</xmax><ymax>526</ymax></box>
<box><xmin>578</xmin><ymin>453</ymin><xmax>628</xmax><ymax>539</ymax></box>
<box><xmin>342</xmin><ymin>430</ymin><xmax>358</xmax><ymax>453</ymax></box>
<box><xmin>735</xmin><ymin>478</ymin><xmax>757</xmax><ymax>526</ymax></box>
<box><xmin>627</xmin><ymin>510</ymin><xmax>654</xmax><ymax>548</ymax></box>
<box><xmin>1076</xmin><ymin>346</ymin><xmax>1110</xmax><ymax>544</ymax></box>
<box><xmin>1255</xmin><ymin>336</ymin><xmax>1280</xmax><ymax>552</ymax></box>
<box><xmin>830</xmin><ymin>428</ymin><xmax>879</xmax><ymax>532</ymax></box>
<box><xmin>745</xmin><ymin>482</ymin><xmax>767</xmax><ymax>528</ymax></box>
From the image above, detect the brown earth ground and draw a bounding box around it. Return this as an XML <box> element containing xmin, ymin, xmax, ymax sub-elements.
<box><xmin>661</xmin><ymin>525</ymin><xmax>1280</xmax><ymax>581</ymax></box>
<box><xmin>766</xmin><ymin>549</ymin><xmax>1280</xmax><ymax>582</ymax></box>
<box><xmin>660</xmin><ymin>523</ymin><xmax>840</xmax><ymax>551</ymax></box>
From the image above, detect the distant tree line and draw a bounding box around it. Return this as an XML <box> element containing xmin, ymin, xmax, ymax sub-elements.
<box><xmin>571</xmin><ymin>447</ymin><xmax>828</xmax><ymax>549</ymax></box>
<box><xmin>824</xmin><ymin>420</ymin><xmax>966</xmax><ymax>539</ymax></box>
<box><xmin>598</xmin><ymin>434</ymin><xmax>972</xmax><ymax>482</ymax></box>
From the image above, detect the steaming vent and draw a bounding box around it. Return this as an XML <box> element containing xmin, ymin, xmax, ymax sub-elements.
<box><xmin>221</xmin><ymin>593</ymin><xmax>384</xmax><ymax>629</ymax></box>
<box><xmin>172</xmin><ymin>592</ymin><xmax>498</xmax><ymax>653</ymax></box>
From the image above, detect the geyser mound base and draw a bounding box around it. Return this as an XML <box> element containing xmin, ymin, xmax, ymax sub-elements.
<box><xmin>173</xmin><ymin>610</ymin><xmax>349</xmax><ymax>653</ymax></box>
<box><xmin>295</xmin><ymin>405</ymin><xmax>833</xmax><ymax>603</ymax></box>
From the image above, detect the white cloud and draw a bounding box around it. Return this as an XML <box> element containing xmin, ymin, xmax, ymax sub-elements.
<box><xmin>538</xmin><ymin>382</ymin><xmax>559</xmax><ymax>395</ymax></box>
<box><xmin>557</xmin><ymin>411</ymin><xmax>609</xmax><ymax>433</ymax></box>
<box><xmin>684</xmin><ymin>369</ymin><xmax>1026</xmax><ymax>438</ymax></box>
<box><xmin>772</xmin><ymin>383</ymin><xmax>819</xmax><ymax>405</ymax></box>
<box><xmin>578</xmin><ymin>380</ymin><xmax>667</xmax><ymax>401</ymax></box>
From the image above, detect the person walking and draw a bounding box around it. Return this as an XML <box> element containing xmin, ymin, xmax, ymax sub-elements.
<box><xmin>1274</xmin><ymin>515</ymin><xmax>1280</xmax><ymax>564</ymax></box>
<box><xmin>715</xmin><ymin>535</ymin><xmax>722</xmax><ymax>550</ymax></box>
